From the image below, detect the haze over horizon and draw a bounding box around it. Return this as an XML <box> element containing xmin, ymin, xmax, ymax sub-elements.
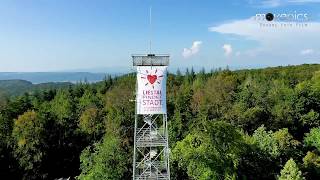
<box><xmin>0</xmin><ymin>0</ymin><xmax>319</xmax><ymax>72</ymax></box>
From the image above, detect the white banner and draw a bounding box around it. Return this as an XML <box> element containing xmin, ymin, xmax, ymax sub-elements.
<box><xmin>136</xmin><ymin>66</ymin><xmax>167</xmax><ymax>114</ymax></box>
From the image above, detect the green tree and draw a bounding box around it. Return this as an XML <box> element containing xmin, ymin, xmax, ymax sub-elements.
<box><xmin>0</xmin><ymin>90</ymin><xmax>8</xmax><ymax>109</ymax></box>
<box><xmin>294</xmin><ymin>72</ymin><xmax>320</xmax><ymax>137</ymax></box>
<box><xmin>77</xmin><ymin>134</ymin><xmax>126</xmax><ymax>180</ymax></box>
<box><xmin>192</xmin><ymin>72</ymin><xmax>237</xmax><ymax>128</ymax></box>
<box><xmin>0</xmin><ymin>113</ymin><xmax>21</xmax><ymax>178</ymax></box>
<box><xmin>278</xmin><ymin>158</ymin><xmax>304</xmax><ymax>180</ymax></box>
<box><xmin>104</xmin><ymin>75</ymin><xmax>135</xmax><ymax>136</ymax></box>
<box><xmin>12</xmin><ymin>111</ymin><xmax>45</xmax><ymax>178</ymax></box>
<box><xmin>303</xmin><ymin>151</ymin><xmax>320</xmax><ymax>169</ymax></box>
<box><xmin>303</xmin><ymin>151</ymin><xmax>320</xmax><ymax>179</ymax></box>
<box><xmin>78</xmin><ymin>107</ymin><xmax>103</xmax><ymax>139</ymax></box>
<box><xmin>172</xmin><ymin>121</ymin><xmax>244</xmax><ymax>180</ymax></box>
<box><xmin>169</xmin><ymin>84</ymin><xmax>193</xmax><ymax>146</ymax></box>
<box><xmin>78</xmin><ymin>89</ymin><xmax>100</xmax><ymax>113</ymax></box>
<box><xmin>0</xmin><ymin>114</ymin><xmax>11</xmax><ymax>145</ymax></box>
<box><xmin>268</xmin><ymin>79</ymin><xmax>296</xmax><ymax>130</ymax></box>
<box><xmin>300</xmin><ymin>110</ymin><xmax>320</xmax><ymax>129</ymax></box>
<box><xmin>50</xmin><ymin>89</ymin><xmax>75</xmax><ymax>126</ymax></box>
<box><xmin>252</xmin><ymin>126</ymin><xmax>299</xmax><ymax>158</ymax></box>
<box><xmin>304</xmin><ymin>128</ymin><xmax>320</xmax><ymax>151</ymax></box>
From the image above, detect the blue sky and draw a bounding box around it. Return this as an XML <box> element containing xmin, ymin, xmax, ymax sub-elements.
<box><xmin>0</xmin><ymin>0</ymin><xmax>319</xmax><ymax>72</ymax></box>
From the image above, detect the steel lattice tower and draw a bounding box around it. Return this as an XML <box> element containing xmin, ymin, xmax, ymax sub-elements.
<box><xmin>132</xmin><ymin>54</ymin><xmax>170</xmax><ymax>180</ymax></box>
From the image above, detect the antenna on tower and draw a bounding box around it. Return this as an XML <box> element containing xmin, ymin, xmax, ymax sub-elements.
<box><xmin>132</xmin><ymin>8</ymin><xmax>170</xmax><ymax>180</ymax></box>
<box><xmin>149</xmin><ymin>6</ymin><xmax>152</xmax><ymax>55</ymax></box>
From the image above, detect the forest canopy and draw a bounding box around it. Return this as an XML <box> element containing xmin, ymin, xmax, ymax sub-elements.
<box><xmin>0</xmin><ymin>64</ymin><xmax>320</xmax><ymax>180</ymax></box>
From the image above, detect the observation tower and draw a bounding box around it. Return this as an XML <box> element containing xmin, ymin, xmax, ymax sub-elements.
<box><xmin>132</xmin><ymin>54</ymin><xmax>170</xmax><ymax>180</ymax></box>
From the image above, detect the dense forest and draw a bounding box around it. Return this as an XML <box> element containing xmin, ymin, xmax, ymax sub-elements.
<box><xmin>0</xmin><ymin>80</ymin><xmax>72</xmax><ymax>97</ymax></box>
<box><xmin>0</xmin><ymin>64</ymin><xmax>320</xmax><ymax>180</ymax></box>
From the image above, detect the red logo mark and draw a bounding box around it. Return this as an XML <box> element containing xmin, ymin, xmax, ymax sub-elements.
<box><xmin>147</xmin><ymin>75</ymin><xmax>157</xmax><ymax>84</ymax></box>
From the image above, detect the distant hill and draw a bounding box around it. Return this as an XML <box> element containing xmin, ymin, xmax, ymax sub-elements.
<box><xmin>0</xmin><ymin>79</ymin><xmax>72</xmax><ymax>97</ymax></box>
<box><xmin>0</xmin><ymin>72</ymin><xmax>111</xmax><ymax>84</ymax></box>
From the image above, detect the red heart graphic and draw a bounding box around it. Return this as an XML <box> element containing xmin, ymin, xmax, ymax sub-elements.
<box><xmin>147</xmin><ymin>75</ymin><xmax>157</xmax><ymax>84</ymax></box>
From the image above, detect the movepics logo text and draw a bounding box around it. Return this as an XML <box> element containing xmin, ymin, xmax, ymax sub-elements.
<box><xmin>255</xmin><ymin>11</ymin><xmax>310</xmax><ymax>28</ymax></box>
<box><xmin>255</xmin><ymin>12</ymin><xmax>309</xmax><ymax>22</ymax></box>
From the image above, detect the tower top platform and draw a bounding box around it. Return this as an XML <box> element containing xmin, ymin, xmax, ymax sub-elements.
<box><xmin>132</xmin><ymin>54</ymin><xmax>169</xmax><ymax>66</ymax></box>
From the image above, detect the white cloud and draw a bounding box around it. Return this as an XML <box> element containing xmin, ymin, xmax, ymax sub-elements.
<box><xmin>300</xmin><ymin>49</ymin><xmax>314</xmax><ymax>55</ymax></box>
<box><xmin>209</xmin><ymin>18</ymin><xmax>320</xmax><ymax>64</ymax></box>
<box><xmin>222</xmin><ymin>44</ymin><xmax>233</xmax><ymax>57</ymax></box>
<box><xmin>209</xmin><ymin>18</ymin><xmax>320</xmax><ymax>44</ymax></box>
<box><xmin>182</xmin><ymin>41</ymin><xmax>202</xmax><ymax>58</ymax></box>
<box><xmin>209</xmin><ymin>18</ymin><xmax>320</xmax><ymax>49</ymax></box>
